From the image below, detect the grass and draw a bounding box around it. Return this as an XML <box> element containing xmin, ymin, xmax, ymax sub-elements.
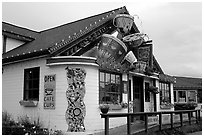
<box><xmin>135</xmin><ymin>119</ymin><xmax>202</xmax><ymax>135</ymax></box>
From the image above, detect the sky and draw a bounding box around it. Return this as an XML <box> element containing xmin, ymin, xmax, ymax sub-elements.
<box><xmin>2</xmin><ymin>1</ymin><xmax>202</xmax><ymax>78</ymax></box>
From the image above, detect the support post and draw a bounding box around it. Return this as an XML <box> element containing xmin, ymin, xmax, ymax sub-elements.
<box><xmin>145</xmin><ymin>114</ymin><xmax>148</xmax><ymax>133</ymax></box>
<box><xmin>170</xmin><ymin>113</ymin><xmax>173</xmax><ymax>129</ymax></box>
<box><xmin>198</xmin><ymin>110</ymin><xmax>201</xmax><ymax>121</ymax></box>
<box><xmin>105</xmin><ymin>116</ymin><xmax>109</xmax><ymax>135</ymax></box>
<box><xmin>188</xmin><ymin>112</ymin><xmax>191</xmax><ymax>125</ymax></box>
<box><xmin>180</xmin><ymin>112</ymin><xmax>183</xmax><ymax>127</ymax></box>
<box><xmin>159</xmin><ymin>112</ymin><xmax>162</xmax><ymax>131</ymax></box>
<box><xmin>195</xmin><ymin>110</ymin><xmax>198</xmax><ymax>123</ymax></box>
<box><xmin>127</xmin><ymin>115</ymin><xmax>131</xmax><ymax>135</ymax></box>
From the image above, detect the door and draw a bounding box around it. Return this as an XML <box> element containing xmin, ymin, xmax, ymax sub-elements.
<box><xmin>133</xmin><ymin>77</ymin><xmax>144</xmax><ymax>120</ymax></box>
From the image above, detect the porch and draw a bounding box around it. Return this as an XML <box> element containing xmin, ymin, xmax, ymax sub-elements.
<box><xmin>96</xmin><ymin>109</ymin><xmax>201</xmax><ymax>135</ymax></box>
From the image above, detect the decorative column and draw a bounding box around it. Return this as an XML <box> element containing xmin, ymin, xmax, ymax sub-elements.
<box><xmin>65</xmin><ymin>67</ymin><xmax>86</xmax><ymax>132</ymax></box>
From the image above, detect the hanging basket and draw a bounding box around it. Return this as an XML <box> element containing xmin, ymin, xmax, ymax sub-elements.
<box><xmin>148</xmin><ymin>86</ymin><xmax>159</xmax><ymax>94</ymax></box>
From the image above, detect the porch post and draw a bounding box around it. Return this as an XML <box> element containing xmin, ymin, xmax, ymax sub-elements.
<box><xmin>127</xmin><ymin>115</ymin><xmax>131</xmax><ymax>135</ymax></box>
<box><xmin>159</xmin><ymin>112</ymin><xmax>162</xmax><ymax>131</ymax></box>
<box><xmin>105</xmin><ymin>116</ymin><xmax>109</xmax><ymax>135</ymax></box>
<box><xmin>180</xmin><ymin>112</ymin><xmax>183</xmax><ymax>127</ymax></box>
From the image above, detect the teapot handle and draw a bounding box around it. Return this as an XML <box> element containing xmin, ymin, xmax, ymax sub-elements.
<box><xmin>113</xmin><ymin>16</ymin><xmax>118</xmax><ymax>27</ymax></box>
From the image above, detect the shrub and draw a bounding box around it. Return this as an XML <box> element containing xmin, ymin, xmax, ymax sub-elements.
<box><xmin>2</xmin><ymin>112</ymin><xmax>62</xmax><ymax>135</ymax></box>
<box><xmin>2</xmin><ymin>111</ymin><xmax>16</xmax><ymax>127</ymax></box>
<box><xmin>174</xmin><ymin>103</ymin><xmax>198</xmax><ymax>110</ymax></box>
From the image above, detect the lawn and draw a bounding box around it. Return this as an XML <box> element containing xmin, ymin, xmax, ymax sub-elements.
<box><xmin>135</xmin><ymin>119</ymin><xmax>202</xmax><ymax>135</ymax></box>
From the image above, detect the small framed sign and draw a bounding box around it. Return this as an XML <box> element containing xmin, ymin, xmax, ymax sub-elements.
<box><xmin>44</xmin><ymin>75</ymin><xmax>56</xmax><ymax>109</ymax></box>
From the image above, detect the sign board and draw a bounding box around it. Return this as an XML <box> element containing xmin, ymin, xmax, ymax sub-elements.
<box><xmin>44</xmin><ymin>75</ymin><xmax>56</xmax><ymax>109</ymax></box>
<box><xmin>148</xmin><ymin>116</ymin><xmax>158</xmax><ymax>125</ymax></box>
<box><xmin>137</xmin><ymin>44</ymin><xmax>153</xmax><ymax>68</ymax></box>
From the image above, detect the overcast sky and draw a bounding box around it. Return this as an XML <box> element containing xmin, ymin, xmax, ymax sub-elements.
<box><xmin>2</xmin><ymin>1</ymin><xmax>202</xmax><ymax>78</ymax></box>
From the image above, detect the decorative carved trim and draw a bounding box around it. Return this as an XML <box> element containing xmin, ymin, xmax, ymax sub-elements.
<box><xmin>65</xmin><ymin>67</ymin><xmax>86</xmax><ymax>132</ymax></box>
<box><xmin>58</xmin><ymin>22</ymin><xmax>116</xmax><ymax>57</ymax></box>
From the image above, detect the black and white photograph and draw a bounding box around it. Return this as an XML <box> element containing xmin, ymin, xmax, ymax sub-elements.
<box><xmin>2</xmin><ymin>0</ymin><xmax>202</xmax><ymax>135</ymax></box>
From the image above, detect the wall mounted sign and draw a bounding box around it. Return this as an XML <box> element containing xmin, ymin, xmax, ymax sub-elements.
<box><xmin>65</xmin><ymin>67</ymin><xmax>86</xmax><ymax>132</ymax></box>
<box><xmin>44</xmin><ymin>75</ymin><xmax>56</xmax><ymax>109</ymax></box>
<box><xmin>137</xmin><ymin>44</ymin><xmax>153</xmax><ymax>68</ymax></box>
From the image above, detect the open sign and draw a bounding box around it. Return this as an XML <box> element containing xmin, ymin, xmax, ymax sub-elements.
<box><xmin>44</xmin><ymin>75</ymin><xmax>56</xmax><ymax>109</ymax></box>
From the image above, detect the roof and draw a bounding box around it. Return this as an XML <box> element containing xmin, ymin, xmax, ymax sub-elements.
<box><xmin>2</xmin><ymin>6</ymin><xmax>134</xmax><ymax>64</ymax></box>
<box><xmin>2</xmin><ymin>22</ymin><xmax>39</xmax><ymax>39</ymax></box>
<box><xmin>174</xmin><ymin>76</ymin><xmax>202</xmax><ymax>90</ymax></box>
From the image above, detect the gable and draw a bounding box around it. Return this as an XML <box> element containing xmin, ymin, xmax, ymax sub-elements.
<box><xmin>4</xmin><ymin>37</ymin><xmax>25</xmax><ymax>52</ymax></box>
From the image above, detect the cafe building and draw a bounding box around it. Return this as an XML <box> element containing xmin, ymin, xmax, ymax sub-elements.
<box><xmin>173</xmin><ymin>76</ymin><xmax>202</xmax><ymax>107</ymax></box>
<box><xmin>2</xmin><ymin>6</ymin><xmax>175</xmax><ymax>133</ymax></box>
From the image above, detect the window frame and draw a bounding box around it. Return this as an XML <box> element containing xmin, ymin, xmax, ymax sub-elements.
<box><xmin>177</xmin><ymin>90</ymin><xmax>187</xmax><ymax>103</ymax></box>
<box><xmin>23</xmin><ymin>67</ymin><xmax>40</xmax><ymax>101</ymax></box>
<box><xmin>159</xmin><ymin>82</ymin><xmax>171</xmax><ymax>105</ymax></box>
<box><xmin>145</xmin><ymin>82</ymin><xmax>150</xmax><ymax>102</ymax></box>
<box><xmin>99</xmin><ymin>70</ymin><xmax>122</xmax><ymax>104</ymax></box>
<box><xmin>187</xmin><ymin>90</ymin><xmax>197</xmax><ymax>103</ymax></box>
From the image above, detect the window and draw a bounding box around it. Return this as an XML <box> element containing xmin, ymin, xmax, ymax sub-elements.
<box><xmin>197</xmin><ymin>89</ymin><xmax>202</xmax><ymax>103</ymax></box>
<box><xmin>178</xmin><ymin>91</ymin><xmax>186</xmax><ymax>103</ymax></box>
<box><xmin>145</xmin><ymin>82</ymin><xmax>150</xmax><ymax>102</ymax></box>
<box><xmin>159</xmin><ymin>82</ymin><xmax>171</xmax><ymax>105</ymax></box>
<box><xmin>24</xmin><ymin>67</ymin><xmax>40</xmax><ymax>101</ymax></box>
<box><xmin>188</xmin><ymin>91</ymin><xmax>196</xmax><ymax>102</ymax></box>
<box><xmin>174</xmin><ymin>91</ymin><xmax>177</xmax><ymax>103</ymax></box>
<box><xmin>99</xmin><ymin>71</ymin><xmax>121</xmax><ymax>104</ymax></box>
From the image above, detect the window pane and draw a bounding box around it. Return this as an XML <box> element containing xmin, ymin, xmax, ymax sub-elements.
<box><xmin>145</xmin><ymin>82</ymin><xmax>150</xmax><ymax>102</ymax></box>
<box><xmin>100</xmin><ymin>82</ymin><xmax>105</xmax><ymax>90</ymax></box>
<box><xmin>99</xmin><ymin>82</ymin><xmax>105</xmax><ymax>103</ymax></box>
<box><xmin>32</xmin><ymin>90</ymin><xmax>39</xmax><ymax>100</ymax></box>
<box><xmin>100</xmin><ymin>72</ymin><xmax>104</xmax><ymax>82</ymax></box>
<box><xmin>174</xmin><ymin>91</ymin><xmax>177</xmax><ymax>102</ymax></box>
<box><xmin>115</xmin><ymin>84</ymin><xmax>120</xmax><ymax>93</ymax></box>
<box><xmin>105</xmin><ymin>83</ymin><xmax>110</xmax><ymax>92</ymax></box>
<box><xmin>111</xmin><ymin>83</ymin><xmax>117</xmax><ymax>92</ymax></box>
<box><xmin>33</xmin><ymin>80</ymin><xmax>39</xmax><ymax>89</ymax></box>
<box><xmin>178</xmin><ymin>91</ymin><xmax>186</xmax><ymax>102</ymax></box>
<box><xmin>32</xmin><ymin>68</ymin><xmax>39</xmax><ymax>79</ymax></box>
<box><xmin>106</xmin><ymin>73</ymin><xmax>110</xmax><ymax>83</ymax></box>
<box><xmin>29</xmin><ymin>80</ymin><xmax>33</xmax><ymax>88</ymax></box>
<box><xmin>25</xmin><ymin>71</ymin><xmax>30</xmax><ymax>80</ymax></box>
<box><xmin>111</xmin><ymin>74</ymin><xmax>115</xmax><ymax>83</ymax></box>
<box><xmin>188</xmin><ymin>91</ymin><xmax>196</xmax><ymax>102</ymax></box>
<box><xmin>166</xmin><ymin>84</ymin><xmax>169</xmax><ymax>91</ymax></box>
<box><xmin>116</xmin><ymin>75</ymin><xmax>120</xmax><ymax>84</ymax></box>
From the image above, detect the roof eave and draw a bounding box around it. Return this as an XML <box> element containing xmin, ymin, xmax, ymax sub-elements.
<box><xmin>2</xmin><ymin>50</ymin><xmax>50</xmax><ymax>65</ymax></box>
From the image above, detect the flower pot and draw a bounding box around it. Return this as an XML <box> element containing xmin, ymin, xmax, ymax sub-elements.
<box><xmin>113</xmin><ymin>14</ymin><xmax>134</xmax><ymax>34</ymax></box>
<box><xmin>123</xmin><ymin>33</ymin><xmax>147</xmax><ymax>47</ymax></box>
<box><xmin>100</xmin><ymin>108</ymin><xmax>109</xmax><ymax>114</ymax></box>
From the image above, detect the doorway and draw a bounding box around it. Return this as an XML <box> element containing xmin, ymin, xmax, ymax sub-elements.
<box><xmin>133</xmin><ymin>76</ymin><xmax>144</xmax><ymax>120</ymax></box>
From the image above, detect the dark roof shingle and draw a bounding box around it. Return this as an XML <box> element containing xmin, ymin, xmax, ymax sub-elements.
<box><xmin>2</xmin><ymin>22</ymin><xmax>39</xmax><ymax>39</ymax></box>
<box><xmin>174</xmin><ymin>76</ymin><xmax>202</xmax><ymax>90</ymax></box>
